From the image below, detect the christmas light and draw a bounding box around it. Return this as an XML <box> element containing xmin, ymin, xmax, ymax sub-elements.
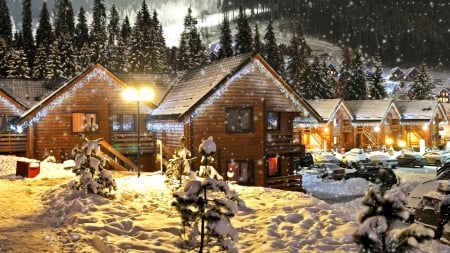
<box><xmin>18</xmin><ymin>68</ymin><xmax>122</xmax><ymax>131</ymax></box>
<box><xmin>0</xmin><ymin>96</ymin><xmax>25</xmax><ymax>116</ymax></box>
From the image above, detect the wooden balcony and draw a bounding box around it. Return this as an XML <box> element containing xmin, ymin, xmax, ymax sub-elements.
<box><xmin>110</xmin><ymin>132</ymin><xmax>155</xmax><ymax>155</ymax></box>
<box><xmin>0</xmin><ymin>133</ymin><xmax>26</xmax><ymax>153</ymax></box>
<box><xmin>266</xmin><ymin>131</ymin><xmax>301</xmax><ymax>155</ymax></box>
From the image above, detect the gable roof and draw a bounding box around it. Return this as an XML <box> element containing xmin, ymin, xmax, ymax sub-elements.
<box><xmin>346</xmin><ymin>99</ymin><xmax>397</xmax><ymax>124</ymax></box>
<box><xmin>306</xmin><ymin>99</ymin><xmax>350</xmax><ymax>123</ymax></box>
<box><xmin>0</xmin><ymin>89</ymin><xmax>28</xmax><ymax>115</ymax></box>
<box><xmin>18</xmin><ymin>64</ymin><xmax>134</xmax><ymax>129</ymax></box>
<box><xmin>151</xmin><ymin>53</ymin><xmax>319</xmax><ymax>122</ymax></box>
<box><xmin>395</xmin><ymin>100</ymin><xmax>447</xmax><ymax>123</ymax></box>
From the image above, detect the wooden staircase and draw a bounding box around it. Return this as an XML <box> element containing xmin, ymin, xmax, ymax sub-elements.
<box><xmin>99</xmin><ymin>140</ymin><xmax>138</xmax><ymax>172</ymax></box>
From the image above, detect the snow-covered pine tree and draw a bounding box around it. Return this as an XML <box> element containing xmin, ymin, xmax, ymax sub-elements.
<box><xmin>353</xmin><ymin>171</ymin><xmax>434</xmax><ymax>252</ymax></box>
<box><xmin>32</xmin><ymin>45</ymin><xmax>48</xmax><ymax>79</ymax></box>
<box><xmin>369</xmin><ymin>55</ymin><xmax>387</xmax><ymax>99</ymax></box>
<box><xmin>218</xmin><ymin>15</ymin><xmax>233</xmax><ymax>59</ymax></box>
<box><xmin>264</xmin><ymin>20</ymin><xmax>283</xmax><ymax>74</ymax></box>
<box><xmin>172</xmin><ymin>136</ymin><xmax>245</xmax><ymax>252</ymax></box>
<box><xmin>7</xmin><ymin>48</ymin><xmax>30</xmax><ymax>78</ymax></box>
<box><xmin>74</xmin><ymin>6</ymin><xmax>89</xmax><ymax>52</ymax></box>
<box><xmin>165</xmin><ymin>136</ymin><xmax>195</xmax><ymax>188</ymax></box>
<box><xmin>235</xmin><ymin>6</ymin><xmax>253</xmax><ymax>55</ymax></box>
<box><xmin>410</xmin><ymin>63</ymin><xmax>434</xmax><ymax>100</ymax></box>
<box><xmin>71</xmin><ymin>118</ymin><xmax>117</xmax><ymax>198</ymax></box>
<box><xmin>0</xmin><ymin>37</ymin><xmax>8</xmax><ymax>78</ymax></box>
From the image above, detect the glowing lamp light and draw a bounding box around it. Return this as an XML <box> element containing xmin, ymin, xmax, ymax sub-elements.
<box><xmin>122</xmin><ymin>86</ymin><xmax>154</xmax><ymax>178</ymax></box>
<box><xmin>398</xmin><ymin>140</ymin><xmax>406</xmax><ymax>148</ymax></box>
<box><xmin>374</xmin><ymin>126</ymin><xmax>380</xmax><ymax>132</ymax></box>
<box><xmin>422</xmin><ymin>124</ymin><xmax>429</xmax><ymax>131</ymax></box>
<box><xmin>122</xmin><ymin>87</ymin><xmax>154</xmax><ymax>102</ymax></box>
<box><xmin>324</xmin><ymin>127</ymin><xmax>329</xmax><ymax>133</ymax></box>
<box><xmin>386</xmin><ymin>138</ymin><xmax>393</xmax><ymax>146</ymax></box>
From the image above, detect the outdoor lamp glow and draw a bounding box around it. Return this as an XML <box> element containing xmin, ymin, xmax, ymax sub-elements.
<box><xmin>122</xmin><ymin>86</ymin><xmax>154</xmax><ymax>178</ymax></box>
<box><xmin>122</xmin><ymin>87</ymin><xmax>154</xmax><ymax>101</ymax></box>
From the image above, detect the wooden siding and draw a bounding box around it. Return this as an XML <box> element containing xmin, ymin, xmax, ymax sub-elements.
<box><xmin>186</xmin><ymin>70</ymin><xmax>304</xmax><ymax>187</ymax></box>
<box><xmin>26</xmin><ymin>76</ymin><xmax>155</xmax><ymax>170</ymax></box>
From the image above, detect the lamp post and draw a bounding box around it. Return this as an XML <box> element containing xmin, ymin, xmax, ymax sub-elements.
<box><xmin>122</xmin><ymin>87</ymin><xmax>154</xmax><ymax>177</ymax></box>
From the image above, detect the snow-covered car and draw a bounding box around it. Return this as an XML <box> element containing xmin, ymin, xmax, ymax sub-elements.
<box><xmin>313</xmin><ymin>153</ymin><xmax>341</xmax><ymax>165</ymax></box>
<box><xmin>306</xmin><ymin>163</ymin><xmax>346</xmax><ymax>180</ymax></box>
<box><xmin>423</xmin><ymin>151</ymin><xmax>450</xmax><ymax>167</ymax></box>
<box><xmin>340</xmin><ymin>148</ymin><xmax>371</xmax><ymax>168</ymax></box>
<box><xmin>396</xmin><ymin>153</ymin><xmax>427</xmax><ymax>168</ymax></box>
<box><xmin>369</xmin><ymin>151</ymin><xmax>399</xmax><ymax>168</ymax></box>
<box><xmin>413</xmin><ymin>180</ymin><xmax>450</xmax><ymax>240</ymax></box>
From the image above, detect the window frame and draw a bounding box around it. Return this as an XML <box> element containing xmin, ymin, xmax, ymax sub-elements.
<box><xmin>267</xmin><ymin>155</ymin><xmax>281</xmax><ymax>177</ymax></box>
<box><xmin>267</xmin><ymin>111</ymin><xmax>280</xmax><ymax>130</ymax></box>
<box><xmin>226</xmin><ymin>160</ymin><xmax>253</xmax><ymax>185</ymax></box>
<box><xmin>72</xmin><ymin>112</ymin><xmax>98</xmax><ymax>133</ymax></box>
<box><xmin>225</xmin><ymin>106</ymin><xmax>253</xmax><ymax>133</ymax></box>
<box><xmin>112</xmin><ymin>114</ymin><xmax>136</xmax><ymax>133</ymax></box>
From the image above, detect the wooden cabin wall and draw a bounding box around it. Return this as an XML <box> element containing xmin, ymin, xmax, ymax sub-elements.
<box><xmin>188</xmin><ymin>70</ymin><xmax>301</xmax><ymax>187</ymax></box>
<box><xmin>26</xmin><ymin>76</ymin><xmax>154</xmax><ymax>169</ymax></box>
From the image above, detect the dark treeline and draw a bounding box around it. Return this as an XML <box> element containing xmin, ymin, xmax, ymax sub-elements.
<box><xmin>219</xmin><ymin>0</ymin><xmax>450</xmax><ymax>68</ymax></box>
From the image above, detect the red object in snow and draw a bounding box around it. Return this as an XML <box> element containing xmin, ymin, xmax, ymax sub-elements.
<box><xmin>16</xmin><ymin>161</ymin><xmax>40</xmax><ymax>178</ymax></box>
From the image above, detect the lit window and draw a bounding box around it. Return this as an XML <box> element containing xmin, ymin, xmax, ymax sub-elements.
<box><xmin>267</xmin><ymin>156</ymin><xmax>280</xmax><ymax>177</ymax></box>
<box><xmin>72</xmin><ymin>113</ymin><xmax>97</xmax><ymax>133</ymax></box>
<box><xmin>227</xmin><ymin>160</ymin><xmax>253</xmax><ymax>184</ymax></box>
<box><xmin>225</xmin><ymin>107</ymin><xmax>253</xmax><ymax>133</ymax></box>
<box><xmin>112</xmin><ymin>114</ymin><xmax>135</xmax><ymax>132</ymax></box>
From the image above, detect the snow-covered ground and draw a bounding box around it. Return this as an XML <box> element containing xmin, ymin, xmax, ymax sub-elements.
<box><xmin>0</xmin><ymin>155</ymin><xmax>449</xmax><ymax>252</ymax></box>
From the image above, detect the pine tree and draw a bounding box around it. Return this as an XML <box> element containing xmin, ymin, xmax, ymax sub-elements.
<box><xmin>121</xmin><ymin>15</ymin><xmax>132</xmax><ymax>41</ymax></box>
<box><xmin>218</xmin><ymin>16</ymin><xmax>233</xmax><ymax>59</ymax></box>
<box><xmin>235</xmin><ymin>6</ymin><xmax>253</xmax><ymax>55</ymax></box>
<box><xmin>149</xmin><ymin>10</ymin><xmax>167</xmax><ymax>72</ymax></box>
<box><xmin>0</xmin><ymin>0</ymin><xmax>12</xmax><ymax>46</ymax></box>
<box><xmin>300</xmin><ymin>57</ymin><xmax>334</xmax><ymax>99</ymax></box>
<box><xmin>340</xmin><ymin>47</ymin><xmax>368</xmax><ymax>100</ymax></box>
<box><xmin>286</xmin><ymin>22</ymin><xmax>311</xmax><ymax>94</ymax></box>
<box><xmin>54</xmin><ymin>0</ymin><xmax>75</xmax><ymax>38</ymax></box>
<box><xmin>0</xmin><ymin>37</ymin><xmax>8</xmax><ymax>77</ymax></box>
<box><xmin>32</xmin><ymin>45</ymin><xmax>48</xmax><ymax>79</ymax></box>
<box><xmin>253</xmin><ymin>24</ymin><xmax>262</xmax><ymax>53</ymax></box>
<box><xmin>369</xmin><ymin>55</ymin><xmax>387</xmax><ymax>99</ymax></box>
<box><xmin>74</xmin><ymin>6</ymin><xmax>89</xmax><ymax>52</ymax></box>
<box><xmin>78</xmin><ymin>43</ymin><xmax>93</xmax><ymax>71</ymax></box>
<box><xmin>353</xmin><ymin>176</ymin><xmax>434</xmax><ymax>252</ymax></box>
<box><xmin>21</xmin><ymin>0</ymin><xmax>35</xmax><ymax>71</ymax></box>
<box><xmin>107</xmin><ymin>4</ymin><xmax>120</xmax><ymax>48</ymax></box>
<box><xmin>264</xmin><ymin>20</ymin><xmax>283</xmax><ymax>74</ymax></box>
<box><xmin>337</xmin><ymin>47</ymin><xmax>353</xmax><ymax>98</ymax></box>
<box><xmin>177</xmin><ymin>7</ymin><xmax>208</xmax><ymax>71</ymax></box>
<box><xmin>7</xmin><ymin>49</ymin><xmax>30</xmax><ymax>78</ymax></box>
<box><xmin>90</xmin><ymin>0</ymin><xmax>107</xmax><ymax>65</ymax></box>
<box><xmin>410</xmin><ymin>63</ymin><xmax>434</xmax><ymax>100</ymax></box>
<box><xmin>35</xmin><ymin>2</ymin><xmax>53</xmax><ymax>54</ymax></box>
<box><xmin>45</xmin><ymin>40</ymin><xmax>63</xmax><ymax>80</ymax></box>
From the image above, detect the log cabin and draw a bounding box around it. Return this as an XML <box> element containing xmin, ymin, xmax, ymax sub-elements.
<box><xmin>17</xmin><ymin>64</ymin><xmax>159</xmax><ymax>172</ymax></box>
<box><xmin>149</xmin><ymin>53</ymin><xmax>320</xmax><ymax>189</ymax></box>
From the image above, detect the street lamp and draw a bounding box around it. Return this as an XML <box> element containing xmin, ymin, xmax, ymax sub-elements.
<box><xmin>122</xmin><ymin>87</ymin><xmax>154</xmax><ymax>177</ymax></box>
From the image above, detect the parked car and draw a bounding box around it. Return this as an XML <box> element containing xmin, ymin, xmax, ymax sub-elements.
<box><xmin>345</xmin><ymin>164</ymin><xmax>379</xmax><ymax>182</ymax></box>
<box><xmin>437</xmin><ymin>163</ymin><xmax>450</xmax><ymax>180</ymax></box>
<box><xmin>396</xmin><ymin>153</ymin><xmax>427</xmax><ymax>168</ymax></box>
<box><xmin>340</xmin><ymin>148</ymin><xmax>371</xmax><ymax>168</ymax></box>
<box><xmin>313</xmin><ymin>153</ymin><xmax>340</xmax><ymax>165</ymax></box>
<box><xmin>369</xmin><ymin>151</ymin><xmax>399</xmax><ymax>168</ymax></box>
<box><xmin>423</xmin><ymin>151</ymin><xmax>450</xmax><ymax>167</ymax></box>
<box><xmin>306</xmin><ymin>163</ymin><xmax>346</xmax><ymax>180</ymax></box>
<box><xmin>413</xmin><ymin>180</ymin><xmax>450</xmax><ymax>239</ymax></box>
<box><xmin>296</xmin><ymin>152</ymin><xmax>314</xmax><ymax>168</ymax></box>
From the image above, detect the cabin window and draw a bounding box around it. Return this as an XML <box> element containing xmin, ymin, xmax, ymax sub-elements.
<box><xmin>226</xmin><ymin>160</ymin><xmax>253</xmax><ymax>184</ymax></box>
<box><xmin>72</xmin><ymin>113</ymin><xmax>97</xmax><ymax>133</ymax></box>
<box><xmin>267</xmin><ymin>155</ymin><xmax>280</xmax><ymax>177</ymax></box>
<box><xmin>267</xmin><ymin>112</ymin><xmax>280</xmax><ymax>130</ymax></box>
<box><xmin>112</xmin><ymin>114</ymin><xmax>136</xmax><ymax>132</ymax></box>
<box><xmin>225</xmin><ymin>106</ymin><xmax>253</xmax><ymax>133</ymax></box>
<box><xmin>0</xmin><ymin>116</ymin><xmax>18</xmax><ymax>132</ymax></box>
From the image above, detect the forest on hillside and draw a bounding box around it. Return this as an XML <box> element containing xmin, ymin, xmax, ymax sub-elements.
<box><xmin>219</xmin><ymin>0</ymin><xmax>450</xmax><ymax>68</ymax></box>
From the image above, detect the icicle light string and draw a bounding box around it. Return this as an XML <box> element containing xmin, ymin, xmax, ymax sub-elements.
<box><xmin>18</xmin><ymin>68</ymin><xmax>122</xmax><ymax>131</ymax></box>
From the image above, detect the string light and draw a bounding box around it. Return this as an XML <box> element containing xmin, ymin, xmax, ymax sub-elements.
<box><xmin>18</xmin><ymin>68</ymin><xmax>122</xmax><ymax>131</ymax></box>
<box><xmin>0</xmin><ymin>96</ymin><xmax>24</xmax><ymax>116</ymax></box>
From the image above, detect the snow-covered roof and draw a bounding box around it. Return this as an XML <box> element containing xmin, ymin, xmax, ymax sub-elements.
<box><xmin>306</xmin><ymin>98</ymin><xmax>349</xmax><ymax>123</ymax></box>
<box><xmin>395</xmin><ymin>100</ymin><xmax>444</xmax><ymax>122</ymax></box>
<box><xmin>346</xmin><ymin>100</ymin><xmax>394</xmax><ymax>122</ymax></box>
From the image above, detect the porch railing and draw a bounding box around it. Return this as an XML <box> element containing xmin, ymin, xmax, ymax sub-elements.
<box><xmin>266</xmin><ymin>131</ymin><xmax>301</xmax><ymax>154</ymax></box>
<box><xmin>0</xmin><ymin>133</ymin><xmax>26</xmax><ymax>153</ymax></box>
